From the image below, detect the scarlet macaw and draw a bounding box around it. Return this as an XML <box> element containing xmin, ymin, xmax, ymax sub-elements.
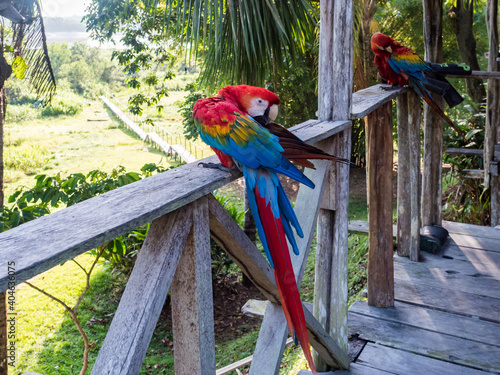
<box><xmin>371</xmin><ymin>32</ymin><xmax>470</xmax><ymax>137</ymax></box>
<box><xmin>193</xmin><ymin>85</ymin><xmax>351</xmax><ymax>374</ymax></box>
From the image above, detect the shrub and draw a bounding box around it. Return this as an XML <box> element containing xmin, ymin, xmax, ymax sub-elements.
<box><xmin>41</xmin><ymin>93</ymin><xmax>85</xmax><ymax>117</ymax></box>
<box><xmin>6</xmin><ymin>103</ymin><xmax>39</xmax><ymax>122</ymax></box>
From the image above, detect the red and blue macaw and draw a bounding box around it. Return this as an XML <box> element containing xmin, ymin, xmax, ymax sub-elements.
<box><xmin>193</xmin><ymin>85</ymin><xmax>351</xmax><ymax>374</ymax></box>
<box><xmin>371</xmin><ymin>32</ymin><xmax>470</xmax><ymax>137</ymax></box>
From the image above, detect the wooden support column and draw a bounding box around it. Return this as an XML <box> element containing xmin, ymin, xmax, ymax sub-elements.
<box><xmin>91</xmin><ymin>206</ymin><xmax>194</xmax><ymax>374</ymax></box>
<box><xmin>366</xmin><ymin>102</ymin><xmax>394</xmax><ymax>307</ymax></box>
<box><xmin>397</xmin><ymin>94</ymin><xmax>411</xmax><ymax>257</ymax></box>
<box><xmin>486</xmin><ymin>0</ymin><xmax>500</xmax><ymax>225</ymax></box>
<box><xmin>408</xmin><ymin>91</ymin><xmax>422</xmax><ymax>261</ymax></box>
<box><xmin>492</xmin><ymin>162</ymin><xmax>500</xmax><ymax>226</ymax></box>
<box><xmin>171</xmin><ymin>196</ymin><xmax>215</xmax><ymax>375</ymax></box>
<box><xmin>421</xmin><ymin>0</ymin><xmax>444</xmax><ymax>227</ymax></box>
<box><xmin>397</xmin><ymin>92</ymin><xmax>422</xmax><ymax>260</ymax></box>
<box><xmin>314</xmin><ymin>0</ymin><xmax>353</xmax><ymax>371</ymax></box>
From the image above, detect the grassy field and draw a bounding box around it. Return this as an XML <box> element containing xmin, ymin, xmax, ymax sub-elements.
<box><xmin>4</xmin><ymin>99</ymin><xmax>175</xmax><ymax>199</ymax></box>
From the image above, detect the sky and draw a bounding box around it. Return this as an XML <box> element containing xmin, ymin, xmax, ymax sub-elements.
<box><xmin>40</xmin><ymin>0</ymin><xmax>90</xmax><ymax>18</ymax></box>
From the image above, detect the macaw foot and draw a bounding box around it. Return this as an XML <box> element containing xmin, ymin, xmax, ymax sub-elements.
<box><xmin>379</xmin><ymin>83</ymin><xmax>400</xmax><ymax>91</ymax></box>
<box><xmin>198</xmin><ymin>162</ymin><xmax>233</xmax><ymax>173</ymax></box>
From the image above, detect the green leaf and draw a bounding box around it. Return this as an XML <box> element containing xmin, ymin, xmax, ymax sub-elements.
<box><xmin>12</xmin><ymin>56</ymin><xmax>27</xmax><ymax>80</ymax></box>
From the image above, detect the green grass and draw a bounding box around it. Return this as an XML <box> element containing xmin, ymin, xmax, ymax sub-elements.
<box><xmin>13</xmin><ymin>253</ymin><xmax>126</xmax><ymax>374</ymax></box>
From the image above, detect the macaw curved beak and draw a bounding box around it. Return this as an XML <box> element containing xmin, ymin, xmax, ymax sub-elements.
<box><xmin>253</xmin><ymin>104</ymin><xmax>278</xmax><ymax>126</ymax></box>
<box><xmin>377</xmin><ymin>45</ymin><xmax>392</xmax><ymax>53</ymax></box>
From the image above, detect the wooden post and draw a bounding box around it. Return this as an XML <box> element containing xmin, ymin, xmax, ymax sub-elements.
<box><xmin>421</xmin><ymin>0</ymin><xmax>444</xmax><ymax>227</ymax></box>
<box><xmin>171</xmin><ymin>196</ymin><xmax>215</xmax><ymax>375</ymax></box>
<box><xmin>366</xmin><ymin>102</ymin><xmax>394</xmax><ymax>307</ymax></box>
<box><xmin>314</xmin><ymin>0</ymin><xmax>353</xmax><ymax>370</ymax></box>
<box><xmin>397</xmin><ymin>91</ymin><xmax>422</xmax><ymax>260</ymax></box>
<box><xmin>91</xmin><ymin>206</ymin><xmax>194</xmax><ymax>374</ymax></box>
<box><xmin>397</xmin><ymin>94</ymin><xmax>411</xmax><ymax>257</ymax></box>
<box><xmin>486</xmin><ymin>0</ymin><xmax>500</xmax><ymax>225</ymax></box>
<box><xmin>408</xmin><ymin>91</ymin><xmax>422</xmax><ymax>261</ymax></box>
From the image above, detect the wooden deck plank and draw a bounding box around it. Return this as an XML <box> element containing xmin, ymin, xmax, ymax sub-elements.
<box><xmin>350</xmin><ymin>300</ymin><xmax>500</xmax><ymax>347</ymax></box>
<box><xmin>401</xmin><ymin>250</ymin><xmax>500</xmax><ymax>278</ymax></box>
<box><xmin>447</xmin><ymin>233</ymin><xmax>500</xmax><ymax>252</ymax></box>
<box><xmin>443</xmin><ymin>244</ymin><xmax>500</xmax><ymax>275</ymax></box>
<box><xmin>355</xmin><ymin>343</ymin><xmax>488</xmax><ymax>375</ymax></box>
<box><xmin>297</xmin><ymin>362</ymin><xmax>392</xmax><ymax>375</ymax></box>
<box><xmin>348</xmin><ymin>312</ymin><xmax>500</xmax><ymax>372</ymax></box>
<box><xmin>394</xmin><ymin>277</ymin><xmax>500</xmax><ymax>323</ymax></box>
<box><xmin>394</xmin><ymin>257</ymin><xmax>500</xmax><ymax>299</ymax></box>
<box><xmin>442</xmin><ymin>220</ymin><xmax>500</xmax><ymax>239</ymax></box>
<box><xmin>351</xmin><ymin>85</ymin><xmax>408</xmax><ymax>119</ymax></box>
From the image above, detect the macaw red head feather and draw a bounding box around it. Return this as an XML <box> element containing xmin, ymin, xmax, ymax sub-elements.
<box><xmin>218</xmin><ymin>85</ymin><xmax>280</xmax><ymax>113</ymax></box>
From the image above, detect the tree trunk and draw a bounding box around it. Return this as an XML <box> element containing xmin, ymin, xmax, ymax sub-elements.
<box><xmin>362</xmin><ymin>0</ymin><xmax>377</xmax><ymax>85</ymax></box>
<box><xmin>449</xmin><ymin>0</ymin><xmax>486</xmax><ymax>103</ymax></box>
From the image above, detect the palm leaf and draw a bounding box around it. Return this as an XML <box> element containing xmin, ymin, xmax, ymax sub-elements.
<box><xmin>144</xmin><ymin>0</ymin><xmax>317</xmax><ymax>90</ymax></box>
<box><xmin>12</xmin><ymin>0</ymin><xmax>56</xmax><ymax>104</ymax></box>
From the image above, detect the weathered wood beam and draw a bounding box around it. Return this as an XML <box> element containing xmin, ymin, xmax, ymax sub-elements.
<box><xmin>351</xmin><ymin>84</ymin><xmax>408</xmax><ymax>119</ymax></box>
<box><xmin>397</xmin><ymin>93</ymin><xmax>411</xmax><ymax>258</ymax></box>
<box><xmin>91</xmin><ymin>205</ymin><xmax>193</xmax><ymax>374</ymax></box>
<box><xmin>314</xmin><ymin>0</ymin><xmax>353</xmax><ymax>371</ymax></box>
<box><xmin>365</xmin><ymin>101</ymin><xmax>394</xmax><ymax>307</ymax></box>
<box><xmin>171</xmin><ymin>197</ymin><xmax>215</xmax><ymax>375</ymax></box>
<box><xmin>445</xmin><ymin>148</ymin><xmax>484</xmax><ymax>156</ymax></box>
<box><xmin>408</xmin><ymin>90</ymin><xmax>422</xmax><ymax>261</ymax></box>
<box><xmin>208</xmin><ymin>195</ymin><xmax>278</xmax><ymax>304</ymax></box>
<box><xmin>447</xmin><ymin>70</ymin><xmax>500</xmax><ymax>79</ymax></box>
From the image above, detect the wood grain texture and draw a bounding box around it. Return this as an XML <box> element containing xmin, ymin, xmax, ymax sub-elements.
<box><xmin>91</xmin><ymin>207</ymin><xmax>193</xmax><ymax>374</ymax></box>
<box><xmin>395</xmin><ymin>277</ymin><xmax>500</xmax><ymax>323</ymax></box>
<box><xmin>445</xmin><ymin>148</ymin><xmax>484</xmax><ymax>156</ymax></box>
<box><xmin>365</xmin><ymin>102</ymin><xmax>394</xmax><ymax>307</ymax></box>
<box><xmin>351</xmin><ymin>85</ymin><xmax>408</xmax><ymax>119</ymax></box>
<box><xmin>171</xmin><ymin>197</ymin><xmax>215</xmax><ymax>375</ymax></box>
<box><xmin>348</xmin><ymin>311</ymin><xmax>500</xmax><ymax>371</ymax></box>
<box><xmin>350</xmin><ymin>300</ymin><xmax>500</xmax><ymax>347</ymax></box>
<box><xmin>208</xmin><ymin>195</ymin><xmax>278</xmax><ymax>304</ymax></box>
<box><xmin>315</xmin><ymin>1</ymin><xmax>353</xmax><ymax>369</ymax></box>
<box><xmin>396</xmin><ymin>93</ymin><xmax>410</xmax><ymax>257</ymax></box>
<box><xmin>408</xmin><ymin>90</ymin><xmax>422</xmax><ymax>261</ymax></box>
<box><xmin>356</xmin><ymin>343</ymin><xmax>488</xmax><ymax>375</ymax></box>
<box><xmin>313</xmin><ymin>132</ymin><xmax>352</xmax><ymax>370</ymax></box>
<box><xmin>492</xmin><ymin>173</ymin><xmax>500</xmax><ymax>226</ymax></box>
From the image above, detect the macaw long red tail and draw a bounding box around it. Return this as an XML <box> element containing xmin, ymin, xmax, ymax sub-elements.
<box><xmin>254</xmin><ymin>186</ymin><xmax>316</xmax><ymax>374</ymax></box>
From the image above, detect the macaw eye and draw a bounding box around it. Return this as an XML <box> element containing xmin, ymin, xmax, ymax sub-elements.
<box><xmin>258</xmin><ymin>99</ymin><xmax>263</xmax><ymax>104</ymax></box>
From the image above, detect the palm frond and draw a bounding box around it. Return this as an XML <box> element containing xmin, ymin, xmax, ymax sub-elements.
<box><xmin>145</xmin><ymin>0</ymin><xmax>317</xmax><ymax>91</ymax></box>
<box><xmin>12</xmin><ymin>0</ymin><xmax>56</xmax><ymax>104</ymax></box>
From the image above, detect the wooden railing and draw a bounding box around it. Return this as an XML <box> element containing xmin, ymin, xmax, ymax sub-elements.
<box><xmin>0</xmin><ymin>84</ymin><xmax>409</xmax><ymax>374</ymax></box>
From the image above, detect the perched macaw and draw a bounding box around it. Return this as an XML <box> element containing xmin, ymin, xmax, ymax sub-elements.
<box><xmin>371</xmin><ymin>32</ymin><xmax>470</xmax><ymax>137</ymax></box>
<box><xmin>193</xmin><ymin>85</ymin><xmax>351</xmax><ymax>374</ymax></box>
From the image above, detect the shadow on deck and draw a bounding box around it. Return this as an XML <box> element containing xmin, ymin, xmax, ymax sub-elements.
<box><xmin>303</xmin><ymin>221</ymin><xmax>500</xmax><ymax>374</ymax></box>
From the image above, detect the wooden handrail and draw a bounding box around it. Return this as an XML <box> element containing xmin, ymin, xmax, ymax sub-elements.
<box><xmin>0</xmin><ymin>119</ymin><xmax>354</xmax><ymax>292</ymax></box>
<box><xmin>0</xmin><ymin>84</ymin><xmax>410</xmax><ymax>292</ymax></box>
